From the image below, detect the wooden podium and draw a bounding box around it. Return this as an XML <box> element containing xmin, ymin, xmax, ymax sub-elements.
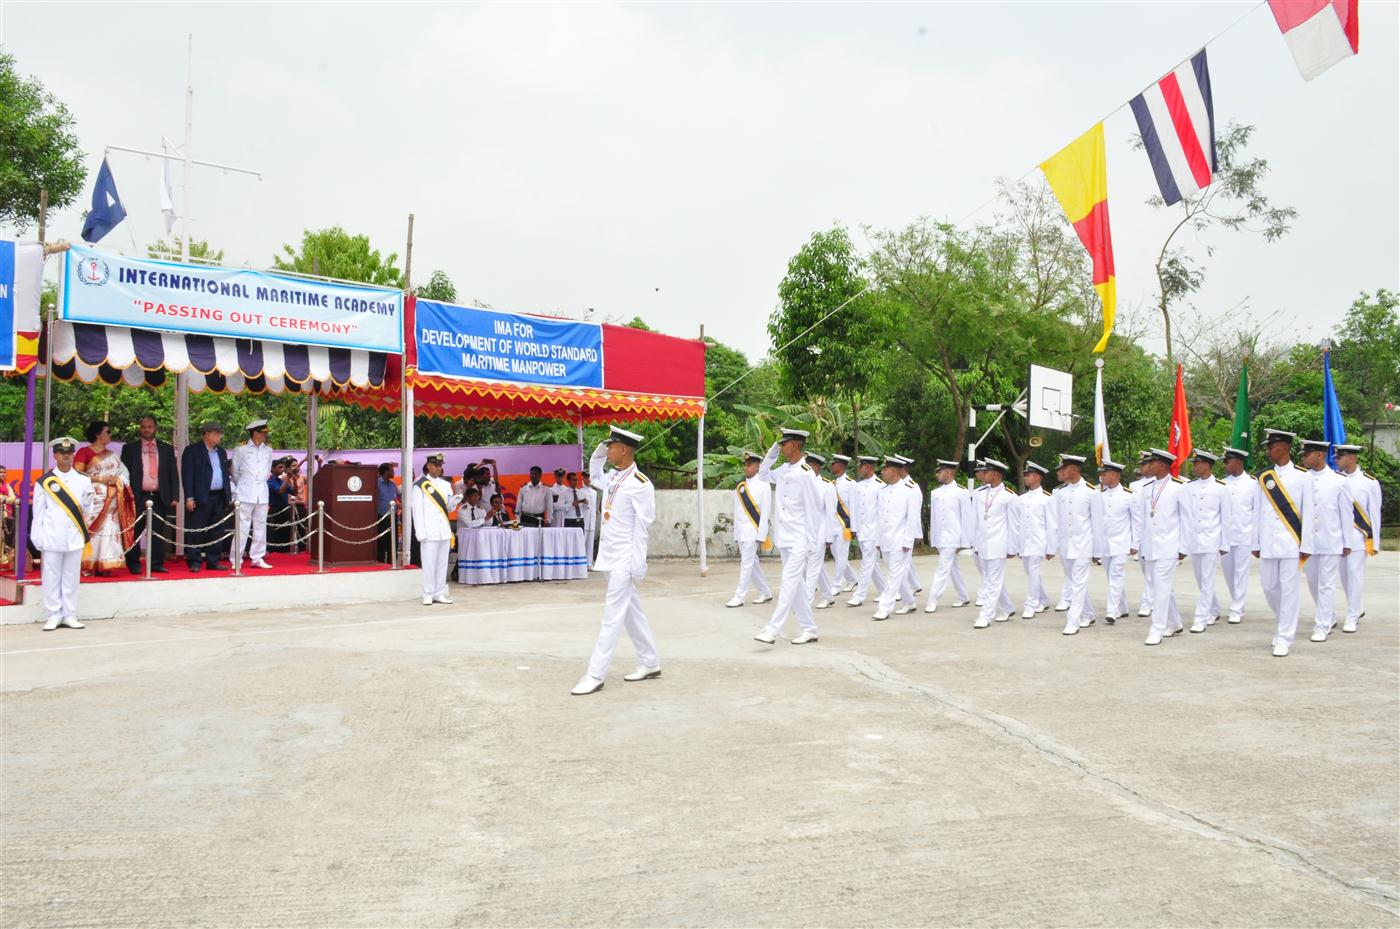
<box><xmin>311</xmin><ymin>463</ymin><xmax>379</xmax><ymax>565</ymax></box>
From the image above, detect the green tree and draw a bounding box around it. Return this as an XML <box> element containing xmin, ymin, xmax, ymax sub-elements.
<box><xmin>414</xmin><ymin>270</ymin><xmax>457</xmax><ymax>303</ymax></box>
<box><xmin>0</xmin><ymin>52</ymin><xmax>86</xmax><ymax>229</ymax></box>
<box><xmin>273</xmin><ymin>227</ymin><xmax>402</xmax><ymax>286</ymax></box>
<box><xmin>147</xmin><ymin>237</ymin><xmax>225</xmax><ymax>264</ymax></box>
<box><xmin>1329</xmin><ymin>289</ymin><xmax>1400</xmax><ymax>456</ymax></box>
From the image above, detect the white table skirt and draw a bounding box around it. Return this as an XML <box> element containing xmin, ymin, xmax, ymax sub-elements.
<box><xmin>457</xmin><ymin>527</ymin><xmax>589</xmax><ymax>585</ymax></box>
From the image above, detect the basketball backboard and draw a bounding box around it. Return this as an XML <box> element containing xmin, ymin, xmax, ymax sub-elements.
<box><xmin>1028</xmin><ymin>364</ymin><xmax>1074</xmax><ymax>433</ymax></box>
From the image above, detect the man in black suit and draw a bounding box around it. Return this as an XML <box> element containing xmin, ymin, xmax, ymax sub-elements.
<box><xmin>121</xmin><ymin>414</ymin><xmax>180</xmax><ymax>574</ymax></box>
<box><xmin>181</xmin><ymin>422</ymin><xmax>232</xmax><ymax>572</ymax></box>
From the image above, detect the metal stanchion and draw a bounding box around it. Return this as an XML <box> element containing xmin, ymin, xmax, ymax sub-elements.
<box><xmin>233</xmin><ymin>503</ymin><xmax>243</xmax><ymax>577</ymax></box>
<box><xmin>316</xmin><ymin>501</ymin><xmax>326</xmax><ymax>574</ymax></box>
<box><xmin>143</xmin><ymin>500</ymin><xmax>154</xmax><ymax>579</ymax></box>
<box><xmin>390</xmin><ymin>504</ymin><xmax>399</xmax><ymax>570</ymax></box>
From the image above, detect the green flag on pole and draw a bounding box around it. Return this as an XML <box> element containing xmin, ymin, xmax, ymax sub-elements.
<box><xmin>1230</xmin><ymin>358</ymin><xmax>1251</xmax><ymax>468</ymax></box>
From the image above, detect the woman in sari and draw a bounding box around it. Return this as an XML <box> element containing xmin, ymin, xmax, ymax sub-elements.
<box><xmin>74</xmin><ymin>420</ymin><xmax>137</xmax><ymax>576</ymax></box>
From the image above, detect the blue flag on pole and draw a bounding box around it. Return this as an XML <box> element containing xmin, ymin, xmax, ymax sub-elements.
<box><xmin>81</xmin><ymin>157</ymin><xmax>126</xmax><ymax>243</ymax></box>
<box><xmin>1322</xmin><ymin>348</ymin><xmax>1346</xmax><ymax>469</ymax></box>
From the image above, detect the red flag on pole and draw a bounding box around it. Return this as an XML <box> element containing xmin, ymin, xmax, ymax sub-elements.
<box><xmin>1168</xmin><ymin>363</ymin><xmax>1192</xmax><ymax>478</ymax></box>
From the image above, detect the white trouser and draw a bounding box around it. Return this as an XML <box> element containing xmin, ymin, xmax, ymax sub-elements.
<box><xmin>235</xmin><ymin>501</ymin><xmax>268</xmax><ymax>566</ymax></box>
<box><xmin>1137</xmin><ymin>554</ymin><xmax>1154</xmax><ymax>611</ymax></box>
<box><xmin>1304</xmin><ymin>553</ymin><xmax>1342</xmax><ymax>633</ymax></box>
<box><xmin>977</xmin><ymin>557</ymin><xmax>1014</xmax><ymax>621</ymax></box>
<box><xmin>852</xmin><ymin>539</ymin><xmax>885</xmax><ymax>601</ymax></box>
<box><xmin>1102</xmin><ymin>554</ymin><xmax>1128</xmax><ymax>618</ymax></box>
<box><xmin>1340</xmin><ymin>548</ymin><xmax>1368</xmax><ymax>622</ymax></box>
<box><xmin>931</xmin><ymin>546</ymin><xmax>970</xmax><ymax>606</ymax></box>
<box><xmin>1221</xmin><ymin>545</ymin><xmax>1251</xmax><ymax>617</ymax></box>
<box><xmin>765</xmin><ymin>542</ymin><xmax>819</xmax><ymax>636</ymax></box>
<box><xmin>816</xmin><ymin>543</ymin><xmax>837</xmax><ymax>600</ymax></box>
<box><xmin>587</xmin><ymin>568</ymin><xmax>659</xmax><ymax>679</ymax></box>
<box><xmin>420</xmin><ymin>538</ymin><xmax>451</xmax><ymax>599</ymax></box>
<box><xmin>877</xmin><ymin>547</ymin><xmax>913</xmax><ymax>613</ymax></box>
<box><xmin>1021</xmin><ymin>554</ymin><xmax>1048</xmax><ymax>611</ymax></box>
<box><xmin>1146</xmin><ymin>558</ymin><xmax>1183</xmax><ymax>636</ymax></box>
<box><xmin>974</xmin><ymin>555</ymin><xmax>988</xmax><ymax>603</ymax></box>
<box><xmin>1260</xmin><ymin>556</ymin><xmax>1302</xmax><ymax>646</ymax></box>
<box><xmin>1062</xmin><ymin>557</ymin><xmax>1096</xmax><ymax>627</ymax></box>
<box><xmin>831</xmin><ymin>536</ymin><xmax>857</xmax><ymax>587</ymax></box>
<box><xmin>733</xmin><ymin>539</ymin><xmax>773</xmax><ymax>600</ymax></box>
<box><xmin>41</xmin><ymin>548</ymin><xmax>82</xmax><ymax>621</ymax></box>
<box><xmin>906</xmin><ymin>557</ymin><xmax>922</xmax><ymax>594</ymax></box>
<box><xmin>1189</xmin><ymin>552</ymin><xmax>1222</xmax><ymax>623</ymax></box>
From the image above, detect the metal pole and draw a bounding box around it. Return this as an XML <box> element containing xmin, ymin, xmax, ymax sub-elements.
<box><xmin>697</xmin><ymin>412</ymin><xmax>708</xmax><ymax>576</ymax></box>
<box><xmin>17</xmin><ymin>189</ymin><xmax>47</xmax><ymax>583</ymax></box>
<box><xmin>316</xmin><ymin>501</ymin><xmax>325</xmax><ymax>573</ymax></box>
<box><xmin>306</xmin><ymin>390</ymin><xmax>319</xmax><ymax>516</ymax></box>
<box><xmin>233</xmin><ymin>501</ymin><xmax>242</xmax><ymax>576</ymax></box>
<box><xmin>399</xmin><ymin>213</ymin><xmax>415</xmax><ymax>567</ymax></box>
<box><xmin>143</xmin><ymin>500</ymin><xmax>153</xmax><ymax>579</ymax></box>
<box><xmin>40</xmin><ymin>188</ymin><xmax>55</xmax><ymax>473</ymax></box>
<box><xmin>389</xmin><ymin>502</ymin><xmax>399</xmax><ymax>570</ymax></box>
<box><xmin>402</xmin><ymin>387</ymin><xmax>415</xmax><ymax>566</ymax></box>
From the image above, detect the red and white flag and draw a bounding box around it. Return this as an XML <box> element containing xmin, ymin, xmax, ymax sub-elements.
<box><xmin>1129</xmin><ymin>50</ymin><xmax>1216</xmax><ymax>206</ymax></box>
<box><xmin>1268</xmin><ymin>0</ymin><xmax>1359</xmax><ymax>81</ymax></box>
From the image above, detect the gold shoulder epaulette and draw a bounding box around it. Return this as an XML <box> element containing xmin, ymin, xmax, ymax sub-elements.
<box><xmin>1172</xmin><ymin>475</ymin><xmax>1184</xmax><ymax>483</ymax></box>
<box><xmin>1122</xmin><ymin>486</ymin><xmax>1133</xmax><ymax>494</ymax></box>
<box><xmin>1005</xmin><ymin>484</ymin><xmax>1016</xmax><ymax>494</ymax></box>
<box><xmin>635</xmin><ymin>472</ymin><xmax>649</xmax><ymax>483</ymax></box>
<box><xmin>823</xmin><ymin>476</ymin><xmax>834</xmax><ymax>484</ymax></box>
<box><xmin>1215</xmin><ymin>478</ymin><xmax>1225</xmax><ymax>485</ymax></box>
<box><xmin>800</xmin><ymin>463</ymin><xmax>810</xmax><ymax>472</ymax></box>
<box><xmin>1043</xmin><ymin>489</ymin><xmax>1052</xmax><ymax>497</ymax></box>
<box><xmin>1085</xmin><ymin>480</ymin><xmax>1098</xmax><ymax>490</ymax></box>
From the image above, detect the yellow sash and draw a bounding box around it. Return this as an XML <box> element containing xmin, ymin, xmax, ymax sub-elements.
<box><xmin>41</xmin><ymin>472</ymin><xmax>91</xmax><ymax>549</ymax></box>
<box><xmin>737</xmin><ymin>482</ymin><xmax>771</xmax><ymax>551</ymax></box>
<box><xmin>417</xmin><ymin>478</ymin><xmax>456</xmax><ymax>549</ymax></box>
<box><xmin>1352</xmin><ymin>501</ymin><xmax>1376</xmax><ymax>556</ymax></box>
<box><xmin>1258</xmin><ymin>468</ymin><xmax>1307</xmax><ymax>564</ymax></box>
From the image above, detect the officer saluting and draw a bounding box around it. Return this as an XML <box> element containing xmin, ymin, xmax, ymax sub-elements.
<box><xmin>753</xmin><ymin>428</ymin><xmax>826</xmax><ymax>645</ymax></box>
<box><xmin>410</xmin><ymin>453</ymin><xmax>461</xmax><ymax>607</ymax></box>
<box><xmin>573</xmin><ymin>426</ymin><xmax>662</xmax><ymax>695</ymax></box>
<box><xmin>32</xmin><ymin>438</ymin><xmax>97</xmax><ymax>631</ymax></box>
<box><xmin>1252</xmin><ymin>430</ymin><xmax>1314</xmax><ymax>657</ymax></box>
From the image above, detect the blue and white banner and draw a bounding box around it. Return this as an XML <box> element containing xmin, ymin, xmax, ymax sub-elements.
<box><xmin>415</xmin><ymin>299</ymin><xmax>603</xmax><ymax>388</ymax></box>
<box><xmin>0</xmin><ymin>239</ymin><xmax>44</xmax><ymax>372</ymax></box>
<box><xmin>61</xmin><ymin>244</ymin><xmax>404</xmax><ymax>354</ymax></box>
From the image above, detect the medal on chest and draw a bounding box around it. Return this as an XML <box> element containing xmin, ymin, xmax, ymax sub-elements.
<box><xmin>604</xmin><ymin>466</ymin><xmax>636</xmax><ymax>522</ymax></box>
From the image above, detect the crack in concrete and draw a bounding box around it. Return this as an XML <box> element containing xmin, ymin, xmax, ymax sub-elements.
<box><xmin>830</xmin><ymin>650</ymin><xmax>1400</xmax><ymax>918</ymax></box>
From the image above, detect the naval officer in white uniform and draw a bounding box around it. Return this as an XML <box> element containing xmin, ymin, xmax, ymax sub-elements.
<box><xmin>873</xmin><ymin>455</ymin><xmax>924</xmax><ymax>621</ymax></box>
<box><xmin>230</xmin><ymin>418</ymin><xmax>275</xmax><ymax>570</ymax></box>
<box><xmin>1299</xmin><ymin>438</ymin><xmax>1352</xmax><ymax>643</ymax></box>
<box><xmin>1182</xmin><ymin>450</ymin><xmax>1232</xmax><ymax>633</ymax></box>
<box><xmin>410</xmin><ymin>452</ymin><xmax>462</xmax><ymax>606</ymax></box>
<box><xmin>725</xmin><ymin>450</ymin><xmax>774</xmax><ymax>608</ymax></box>
<box><xmin>846</xmin><ymin>455</ymin><xmax>886</xmax><ymax>607</ymax></box>
<box><xmin>1096</xmin><ymin>459</ymin><xmax>1136</xmax><ymax>624</ymax></box>
<box><xmin>753</xmin><ymin>428</ymin><xmax>827</xmax><ymax>645</ymax></box>
<box><xmin>572</xmin><ymin>427</ymin><xmax>663</xmax><ymax>695</ymax></box>
<box><xmin>1220</xmin><ymin>446</ymin><xmax>1256</xmax><ymax>625</ymax></box>
<box><xmin>1138</xmin><ymin>448</ymin><xmax>1190</xmax><ymax>646</ymax></box>
<box><xmin>1335</xmin><ymin>443</ymin><xmax>1382</xmax><ymax>634</ymax></box>
<box><xmin>1252</xmin><ymin>430</ymin><xmax>1314</xmax><ymax>657</ymax></box>
<box><xmin>828</xmin><ymin>454</ymin><xmax>859</xmax><ymax>591</ymax></box>
<box><xmin>1017</xmin><ymin>461</ymin><xmax>1056</xmax><ymax>618</ymax></box>
<box><xmin>971</xmin><ymin>458</ymin><xmax>1019</xmax><ymax>628</ymax></box>
<box><xmin>1053</xmin><ymin>454</ymin><xmax>1106</xmax><ymax>636</ymax></box>
<box><xmin>925</xmin><ymin>459</ymin><xmax>974</xmax><ymax>613</ymax></box>
<box><xmin>32</xmin><ymin>437</ymin><xmax>96</xmax><ymax>631</ymax></box>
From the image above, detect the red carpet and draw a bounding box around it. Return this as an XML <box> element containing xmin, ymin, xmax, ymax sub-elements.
<box><xmin>3</xmin><ymin>554</ymin><xmax>414</xmax><ymax>586</ymax></box>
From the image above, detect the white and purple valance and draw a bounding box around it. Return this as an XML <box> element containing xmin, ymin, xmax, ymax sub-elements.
<box><xmin>41</xmin><ymin>321</ymin><xmax>388</xmax><ymax>396</ymax></box>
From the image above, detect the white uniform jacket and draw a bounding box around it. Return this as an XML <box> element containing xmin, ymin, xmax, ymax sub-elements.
<box><xmin>410</xmin><ymin>475</ymin><xmax>461</xmax><ymax>543</ymax></box>
<box><xmin>732</xmin><ymin>478</ymin><xmax>772</xmax><ymax>544</ymax></box>
<box><xmin>1251</xmin><ymin>460</ymin><xmax>1314</xmax><ymax>558</ymax></box>
<box><xmin>1301</xmin><ymin>466</ymin><xmax>1353</xmax><ymax>557</ymax></box>
<box><xmin>852</xmin><ymin>476</ymin><xmax>884</xmax><ymax>540</ymax></box>
<box><xmin>929</xmin><ymin>482</ymin><xmax>975</xmax><ymax>549</ymax></box>
<box><xmin>1054</xmin><ymin>479</ymin><xmax>1106</xmax><ymax>560</ymax></box>
<box><xmin>1342</xmin><ymin>468</ymin><xmax>1383</xmax><ymax>551</ymax></box>
<box><xmin>1017</xmin><ymin>488</ymin><xmax>1058</xmax><ymax>558</ymax></box>
<box><xmin>757</xmin><ymin>445</ymin><xmax>827</xmax><ymax>550</ymax></box>
<box><xmin>590</xmin><ymin>446</ymin><xmax>655</xmax><ymax>578</ymax></box>
<box><xmin>1222</xmin><ymin>471</ymin><xmax>1257</xmax><ymax>549</ymax></box>
<box><xmin>230</xmin><ymin>441</ymin><xmax>274</xmax><ymax>505</ymax></box>
<box><xmin>819</xmin><ymin>478</ymin><xmax>841</xmax><ymax>544</ymax></box>
<box><xmin>1182</xmin><ymin>477</ymin><xmax>1232</xmax><ymax>555</ymax></box>
<box><xmin>1100</xmin><ymin>483</ymin><xmax>1138</xmax><ymax>557</ymax></box>
<box><xmin>973</xmin><ymin>483</ymin><xmax>1020</xmax><ymax>559</ymax></box>
<box><xmin>1137</xmin><ymin>476</ymin><xmax>1191</xmax><ymax>561</ymax></box>
<box><xmin>30</xmin><ymin>468</ymin><xmax>96</xmax><ymax>552</ymax></box>
<box><xmin>877</xmin><ymin>479</ymin><xmax>923</xmax><ymax>551</ymax></box>
<box><xmin>834</xmin><ymin>473</ymin><xmax>858</xmax><ymax>538</ymax></box>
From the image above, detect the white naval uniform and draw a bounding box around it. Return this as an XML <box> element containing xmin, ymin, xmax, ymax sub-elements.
<box><xmin>1138</xmin><ymin>476</ymin><xmax>1190</xmax><ymax>638</ymax></box>
<box><xmin>1054</xmin><ymin>478</ymin><xmax>1106</xmax><ymax>630</ymax></box>
<box><xmin>1221</xmin><ymin>471</ymin><xmax>1257</xmax><ymax>620</ymax></box>
<box><xmin>230</xmin><ymin>440</ymin><xmax>274</xmax><ymax>566</ymax></box>
<box><xmin>875</xmin><ymin>477</ymin><xmax>923</xmax><ymax>615</ymax></box>
<box><xmin>410</xmin><ymin>474</ymin><xmax>461</xmax><ymax>600</ymax></box>
<box><xmin>1017</xmin><ymin>488</ymin><xmax>1057</xmax><ymax>612</ymax></box>
<box><xmin>1340</xmin><ymin>468</ymin><xmax>1382</xmax><ymax>624</ymax></box>
<box><xmin>731</xmin><ymin>478</ymin><xmax>774</xmax><ymax>601</ymax></box>
<box><xmin>582</xmin><ymin>484</ymin><xmax>600</xmax><ymax>565</ymax></box>
<box><xmin>585</xmin><ymin>447</ymin><xmax>660</xmax><ymax>680</ymax></box>
<box><xmin>758</xmin><ymin>447</ymin><xmax>827</xmax><ymax>638</ymax></box>
<box><xmin>815</xmin><ymin>477</ymin><xmax>842</xmax><ymax>601</ymax></box>
<box><xmin>830</xmin><ymin>473</ymin><xmax>859</xmax><ymax>588</ymax></box>
<box><xmin>850</xmin><ymin>475</ymin><xmax>887</xmax><ymax>602</ymax></box>
<box><xmin>1182</xmin><ymin>476</ymin><xmax>1233</xmax><ymax>626</ymax></box>
<box><xmin>1099</xmin><ymin>483</ymin><xmax>1138</xmax><ymax>620</ymax></box>
<box><xmin>31</xmin><ymin>468</ymin><xmax>95</xmax><ymax>625</ymax></box>
<box><xmin>973</xmin><ymin>483</ymin><xmax>1020</xmax><ymax>623</ymax></box>
<box><xmin>903</xmin><ymin>477</ymin><xmax>925</xmax><ymax>595</ymax></box>
<box><xmin>971</xmin><ymin>484</ymin><xmax>990</xmax><ymax>605</ymax></box>
<box><xmin>1129</xmin><ymin>475</ymin><xmax>1154</xmax><ymax>612</ymax></box>
<box><xmin>1301</xmin><ymin>465</ymin><xmax>1352</xmax><ymax>635</ymax></box>
<box><xmin>928</xmin><ymin>481</ymin><xmax>975</xmax><ymax>608</ymax></box>
<box><xmin>1252</xmin><ymin>460</ymin><xmax>1314</xmax><ymax>648</ymax></box>
<box><xmin>459</xmin><ymin>503</ymin><xmax>488</xmax><ymax>529</ymax></box>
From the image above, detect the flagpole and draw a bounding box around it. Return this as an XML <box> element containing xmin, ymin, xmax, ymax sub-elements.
<box><xmin>399</xmin><ymin>213</ymin><xmax>415</xmax><ymax>566</ymax></box>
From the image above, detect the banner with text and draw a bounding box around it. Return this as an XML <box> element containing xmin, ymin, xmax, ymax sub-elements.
<box><xmin>61</xmin><ymin>244</ymin><xmax>404</xmax><ymax>353</ymax></box>
<box><xmin>415</xmin><ymin>299</ymin><xmax>604</xmax><ymax>388</ymax></box>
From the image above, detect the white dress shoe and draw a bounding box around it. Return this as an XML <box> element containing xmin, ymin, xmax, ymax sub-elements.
<box><xmin>724</xmin><ymin>597</ymin><xmax>745</xmax><ymax>608</ymax></box>
<box><xmin>1021</xmin><ymin>608</ymin><xmax>1035</xmax><ymax>619</ymax></box>
<box><xmin>1035</xmin><ymin>604</ymin><xmax>1049</xmax><ymax>614</ymax></box>
<box><xmin>1310</xmin><ymin>629</ymin><xmax>1329</xmax><ymax>643</ymax></box>
<box><xmin>894</xmin><ymin>604</ymin><xmax>915</xmax><ymax>615</ymax></box>
<box><xmin>753</xmin><ymin>630</ymin><xmax>777</xmax><ymax>644</ymax></box>
<box><xmin>1227</xmin><ymin>612</ymin><xmax>1242</xmax><ymax>624</ymax></box>
<box><xmin>59</xmin><ymin>617</ymin><xmax>85</xmax><ymax>629</ymax></box>
<box><xmin>1062</xmin><ymin>623</ymin><xmax>1079</xmax><ymax>635</ymax></box>
<box><xmin>1079</xmin><ymin>617</ymin><xmax>1095</xmax><ymax>627</ymax></box>
<box><xmin>974</xmin><ymin>599</ymin><xmax>985</xmax><ymax>608</ymax></box>
<box><xmin>1272</xmin><ymin>643</ymin><xmax>1289</xmax><ymax>657</ymax></box>
<box><xmin>846</xmin><ymin>597</ymin><xmax>864</xmax><ymax>607</ymax></box>
<box><xmin>1166</xmin><ymin>626</ymin><xmax>1183</xmax><ymax>637</ymax></box>
<box><xmin>1189</xmin><ymin>621</ymin><xmax>1207</xmax><ymax>634</ymax></box>
<box><xmin>421</xmin><ymin>596</ymin><xmax>434</xmax><ymax>606</ymax></box>
<box><xmin>42</xmin><ymin>617</ymin><xmax>61</xmax><ymax>631</ymax></box>
<box><xmin>1054</xmin><ymin>601</ymin><xmax>1070</xmax><ymax>612</ymax></box>
<box><xmin>1145</xmin><ymin>629</ymin><xmax>1163</xmax><ymax>646</ymax></box>
<box><xmin>753</xmin><ymin>595</ymin><xmax>773</xmax><ymax>605</ymax></box>
<box><xmin>434</xmin><ymin>594</ymin><xmax>454</xmax><ymax>604</ymax></box>
<box><xmin>251</xmin><ymin>559</ymin><xmax>273</xmax><ymax>569</ymax></box>
<box><xmin>914</xmin><ymin>586</ymin><xmax>923</xmax><ymax>594</ymax></box>
<box><xmin>951</xmin><ymin>600</ymin><xmax>970</xmax><ymax>608</ymax></box>
<box><xmin>814</xmin><ymin>599</ymin><xmax>833</xmax><ymax>610</ymax></box>
<box><xmin>571</xmin><ymin>675</ymin><xmax>605</xmax><ymax>696</ymax></box>
<box><xmin>872</xmin><ymin>608</ymin><xmax>890</xmax><ymax>621</ymax></box>
<box><xmin>623</xmin><ymin>665</ymin><xmax>661</xmax><ymax>681</ymax></box>
<box><xmin>1137</xmin><ymin>606</ymin><xmax>1152</xmax><ymax>617</ymax></box>
<box><xmin>994</xmin><ymin>612</ymin><xmax>1012</xmax><ymax>623</ymax></box>
<box><xmin>840</xmin><ymin>583</ymin><xmax>854</xmax><ymax>593</ymax></box>
<box><xmin>925</xmin><ymin>602</ymin><xmax>937</xmax><ymax>613</ymax></box>
<box><xmin>1206</xmin><ymin>615</ymin><xmax>1218</xmax><ymax>626</ymax></box>
<box><xmin>1342</xmin><ymin>617</ymin><xmax>1358</xmax><ymax>633</ymax></box>
<box><xmin>973</xmin><ymin>617</ymin><xmax>990</xmax><ymax>629</ymax></box>
<box><xmin>791</xmin><ymin>631</ymin><xmax>819</xmax><ymax>645</ymax></box>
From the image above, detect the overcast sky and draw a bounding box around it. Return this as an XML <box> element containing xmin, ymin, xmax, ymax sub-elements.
<box><xmin>3</xmin><ymin>2</ymin><xmax>1396</xmax><ymax>363</ymax></box>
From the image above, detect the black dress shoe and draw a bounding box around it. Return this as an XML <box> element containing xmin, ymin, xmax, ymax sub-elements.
<box><xmin>151</xmin><ymin>566</ymin><xmax>169</xmax><ymax>574</ymax></box>
<box><xmin>205</xmin><ymin>562</ymin><xmax>226</xmax><ymax>571</ymax></box>
<box><xmin>188</xmin><ymin>563</ymin><xmax>203</xmax><ymax>573</ymax></box>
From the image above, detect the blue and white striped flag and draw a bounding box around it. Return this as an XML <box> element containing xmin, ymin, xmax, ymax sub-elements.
<box><xmin>1129</xmin><ymin>49</ymin><xmax>1218</xmax><ymax>206</ymax></box>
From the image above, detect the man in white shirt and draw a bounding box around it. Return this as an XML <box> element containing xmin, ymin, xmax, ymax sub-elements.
<box><xmin>230</xmin><ymin>419</ymin><xmax>275</xmax><ymax>570</ymax></box>
<box><xmin>1129</xmin><ymin>452</ymin><xmax>1155</xmax><ymax>617</ymax></box>
<box><xmin>1017</xmin><ymin>462</ymin><xmax>1056</xmax><ymax>619</ymax></box>
<box><xmin>898</xmin><ymin>457</ymin><xmax>925</xmax><ymax>600</ymax></box>
<box><xmin>1220</xmin><ymin>446</ymin><xmax>1256</xmax><ymax>625</ymax></box>
<box><xmin>970</xmin><ymin>461</ymin><xmax>991</xmax><ymax>608</ymax></box>
<box><xmin>753</xmin><ymin>428</ymin><xmax>827</xmax><ymax>646</ymax></box>
<box><xmin>410</xmin><ymin>453</ymin><xmax>462</xmax><ymax>606</ymax></box>
<box><xmin>1097</xmin><ymin>460</ymin><xmax>1137</xmax><ymax>624</ymax></box>
<box><xmin>458</xmin><ymin>487</ymin><xmax>489</xmax><ymax>529</ymax></box>
<box><xmin>1053</xmin><ymin>454</ymin><xmax>1106</xmax><ymax>636</ymax></box>
<box><xmin>726</xmin><ymin>450</ymin><xmax>774</xmax><ymax>608</ymax></box>
<box><xmin>572</xmin><ymin>427</ymin><xmax>662</xmax><ymax>696</ymax></box>
<box><xmin>809</xmin><ymin>453</ymin><xmax>843</xmax><ymax>610</ymax></box>
<box><xmin>580</xmin><ymin>472</ymin><xmax>599</xmax><ymax>565</ymax></box>
<box><xmin>847</xmin><ymin>455</ymin><xmax>886</xmax><ymax>607</ymax></box>
<box><xmin>1181</xmin><ymin>450</ymin><xmax>1232</xmax><ymax>633</ymax></box>
<box><xmin>828</xmin><ymin>455</ymin><xmax>859</xmax><ymax>592</ymax></box>
<box><xmin>1299</xmin><ymin>438</ymin><xmax>1353</xmax><ymax>642</ymax></box>
<box><xmin>1139</xmin><ymin>448</ymin><xmax>1191</xmax><ymax>646</ymax></box>
<box><xmin>925</xmin><ymin>459</ymin><xmax>974</xmax><ymax>614</ymax></box>
<box><xmin>32</xmin><ymin>437</ymin><xmax>96</xmax><ymax>631</ymax></box>
<box><xmin>1252</xmin><ymin>430</ymin><xmax>1315</xmax><ymax>657</ymax></box>
<box><xmin>516</xmin><ymin>466</ymin><xmax>552</xmax><ymax>527</ymax></box>
<box><xmin>1335</xmin><ymin>443</ymin><xmax>1382</xmax><ymax>634</ymax></box>
<box><xmin>972</xmin><ymin>459</ymin><xmax>1019</xmax><ymax>628</ymax></box>
<box><xmin>873</xmin><ymin>456</ymin><xmax>924</xmax><ymax>622</ymax></box>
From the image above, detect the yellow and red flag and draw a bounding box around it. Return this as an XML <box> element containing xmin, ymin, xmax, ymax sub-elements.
<box><xmin>1040</xmin><ymin>123</ymin><xmax>1117</xmax><ymax>353</ymax></box>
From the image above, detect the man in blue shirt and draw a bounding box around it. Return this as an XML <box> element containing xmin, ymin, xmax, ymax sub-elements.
<box><xmin>180</xmin><ymin>422</ymin><xmax>232</xmax><ymax>572</ymax></box>
<box><xmin>266</xmin><ymin>457</ymin><xmax>295</xmax><ymax>552</ymax></box>
<box><xmin>376</xmin><ymin>462</ymin><xmax>400</xmax><ymax>564</ymax></box>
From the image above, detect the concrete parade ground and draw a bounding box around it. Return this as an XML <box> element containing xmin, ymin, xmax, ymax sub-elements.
<box><xmin>2</xmin><ymin>551</ymin><xmax>1398</xmax><ymax>928</ymax></box>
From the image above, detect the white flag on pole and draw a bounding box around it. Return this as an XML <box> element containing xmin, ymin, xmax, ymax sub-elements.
<box><xmin>160</xmin><ymin>144</ymin><xmax>177</xmax><ymax>235</ymax></box>
<box><xmin>1093</xmin><ymin>359</ymin><xmax>1111</xmax><ymax>467</ymax></box>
